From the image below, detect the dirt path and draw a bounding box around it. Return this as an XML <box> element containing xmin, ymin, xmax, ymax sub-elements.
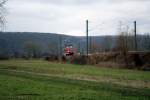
<box><xmin>0</xmin><ymin>69</ymin><xmax>150</xmax><ymax>89</ymax></box>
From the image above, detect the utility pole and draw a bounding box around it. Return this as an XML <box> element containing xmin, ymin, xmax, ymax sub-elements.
<box><xmin>134</xmin><ymin>21</ymin><xmax>137</xmax><ymax>51</ymax></box>
<box><xmin>58</xmin><ymin>35</ymin><xmax>62</xmax><ymax>59</ymax></box>
<box><xmin>86</xmin><ymin>20</ymin><xmax>89</xmax><ymax>57</ymax></box>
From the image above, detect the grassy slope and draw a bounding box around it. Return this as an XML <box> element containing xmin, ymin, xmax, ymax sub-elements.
<box><xmin>0</xmin><ymin>60</ymin><xmax>150</xmax><ymax>100</ymax></box>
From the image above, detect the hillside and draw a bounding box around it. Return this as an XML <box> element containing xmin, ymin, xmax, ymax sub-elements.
<box><xmin>0</xmin><ymin>32</ymin><xmax>149</xmax><ymax>58</ymax></box>
<box><xmin>0</xmin><ymin>32</ymin><xmax>114</xmax><ymax>57</ymax></box>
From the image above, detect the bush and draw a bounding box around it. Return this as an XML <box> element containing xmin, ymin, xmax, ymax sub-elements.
<box><xmin>44</xmin><ymin>55</ymin><xmax>58</xmax><ymax>62</ymax></box>
<box><xmin>0</xmin><ymin>55</ymin><xmax>9</xmax><ymax>60</ymax></box>
<box><xmin>141</xmin><ymin>64</ymin><xmax>150</xmax><ymax>71</ymax></box>
<box><xmin>72</xmin><ymin>55</ymin><xmax>87</xmax><ymax>65</ymax></box>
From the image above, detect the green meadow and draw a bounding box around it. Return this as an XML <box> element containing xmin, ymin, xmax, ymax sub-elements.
<box><xmin>0</xmin><ymin>60</ymin><xmax>149</xmax><ymax>100</ymax></box>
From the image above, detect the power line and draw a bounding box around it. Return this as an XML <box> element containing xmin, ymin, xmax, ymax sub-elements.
<box><xmin>88</xmin><ymin>23</ymin><xmax>104</xmax><ymax>32</ymax></box>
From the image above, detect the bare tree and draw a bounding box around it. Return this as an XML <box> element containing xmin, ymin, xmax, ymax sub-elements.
<box><xmin>24</xmin><ymin>41</ymin><xmax>41</xmax><ymax>58</ymax></box>
<box><xmin>115</xmin><ymin>32</ymin><xmax>129</xmax><ymax>67</ymax></box>
<box><xmin>91</xmin><ymin>41</ymin><xmax>102</xmax><ymax>53</ymax></box>
<box><xmin>115</xmin><ymin>22</ymin><xmax>129</xmax><ymax>66</ymax></box>
<box><xmin>0</xmin><ymin>0</ymin><xmax>7</xmax><ymax>31</ymax></box>
<box><xmin>48</xmin><ymin>42</ymin><xmax>58</xmax><ymax>56</ymax></box>
<box><xmin>144</xmin><ymin>33</ymin><xmax>150</xmax><ymax>51</ymax></box>
<box><xmin>102</xmin><ymin>36</ymin><xmax>113</xmax><ymax>52</ymax></box>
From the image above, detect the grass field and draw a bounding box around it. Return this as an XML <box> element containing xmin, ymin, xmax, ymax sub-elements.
<box><xmin>0</xmin><ymin>60</ymin><xmax>150</xmax><ymax>100</ymax></box>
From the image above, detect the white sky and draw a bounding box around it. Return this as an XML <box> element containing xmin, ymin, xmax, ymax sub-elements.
<box><xmin>4</xmin><ymin>0</ymin><xmax>150</xmax><ymax>36</ymax></box>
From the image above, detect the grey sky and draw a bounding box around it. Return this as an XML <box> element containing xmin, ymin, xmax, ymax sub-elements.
<box><xmin>5</xmin><ymin>0</ymin><xmax>150</xmax><ymax>36</ymax></box>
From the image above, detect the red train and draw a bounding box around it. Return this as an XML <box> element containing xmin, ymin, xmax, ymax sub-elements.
<box><xmin>64</xmin><ymin>45</ymin><xmax>76</xmax><ymax>56</ymax></box>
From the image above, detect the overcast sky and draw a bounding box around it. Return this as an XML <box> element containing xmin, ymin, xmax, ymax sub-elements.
<box><xmin>5</xmin><ymin>0</ymin><xmax>150</xmax><ymax>36</ymax></box>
